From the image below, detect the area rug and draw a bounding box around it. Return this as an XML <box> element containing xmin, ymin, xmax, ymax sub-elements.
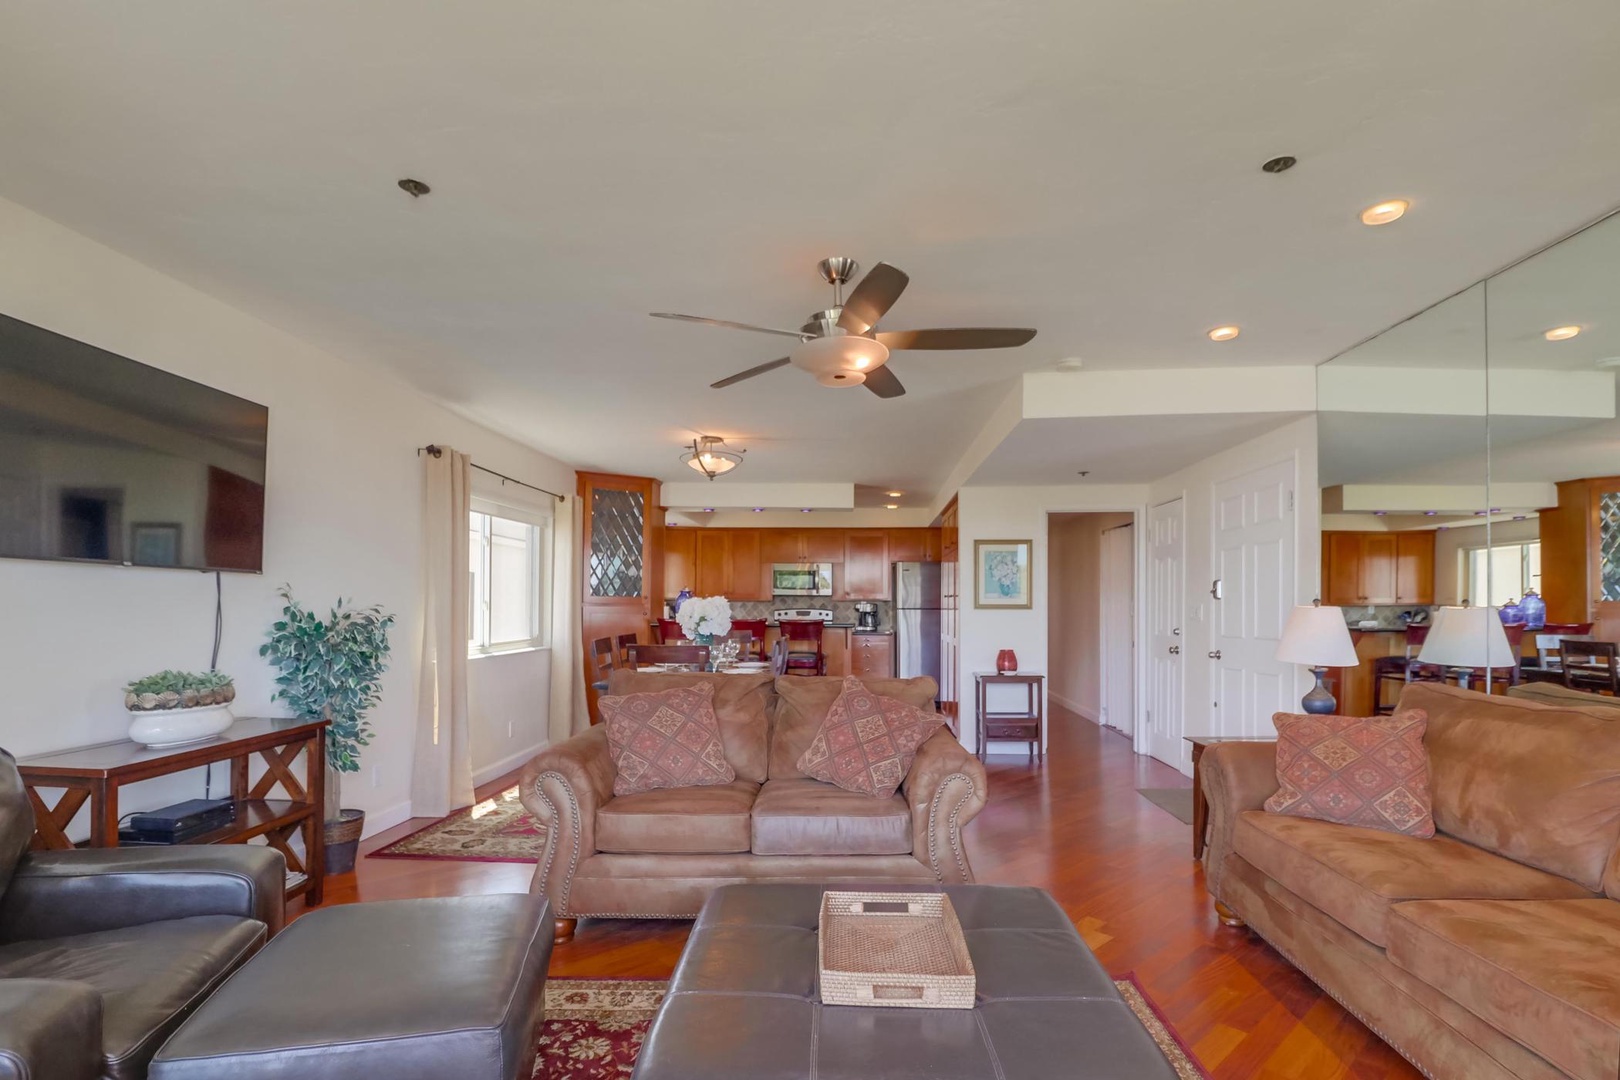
<box><xmin>370</xmin><ymin>785</ymin><xmax>544</xmax><ymax>863</ymax></box>
<box><xmin>1137</xmin><ymin>786</ymin><xmax>1196</xmax><ymax>825</ymax></box>
<box><xmin>534</xmin><ymin>976</ymin><xmax>1209</xmax><ymax>1079</ymax></box>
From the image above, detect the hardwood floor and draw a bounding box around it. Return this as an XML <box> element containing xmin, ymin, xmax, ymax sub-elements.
<box><xmin>306</xmin><ymin>704</ymin><xmax>1420</xmax><ymax>1079</ymax></box>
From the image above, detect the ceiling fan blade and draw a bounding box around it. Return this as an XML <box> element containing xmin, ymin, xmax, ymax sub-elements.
<box><xmin>837</xmin><ymin>263</ymin><xmax>910</xmax><ymax>334</ymax></box>
<box><xmin>651</xmin><ymin>313</ymin><xmax>808</xmax><ymax>341</ymax></box>
<box><xmin>874</xmin><ymin>327</ymin><xmax>1038</xmax><ymax>350</ymax></box>
<box><xmin>710</xmin><ymin>356</ymin><xmax>791</xmax><ymax>388</ymax></box>
<box><xmin>862</xmin><ymin>365</ymin><xmax>906</xmax><ymax>398</ymax></box>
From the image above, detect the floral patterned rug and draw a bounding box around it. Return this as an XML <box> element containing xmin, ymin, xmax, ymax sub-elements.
<box><xmin>535</xmin><ymin>976</ymin><xmax>1208</xmax><ymax>1078</ymax></box>
<box><xmin>370</xmin><ymin>785</ymin><xmax>544</xmax><ymax>863</ymax></box>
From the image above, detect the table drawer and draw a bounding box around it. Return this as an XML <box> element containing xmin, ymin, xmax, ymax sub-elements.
<box><xmin>984</xmin><ymin>722</ymin><xmax>1038</xmax><ymax>740</ymax></box>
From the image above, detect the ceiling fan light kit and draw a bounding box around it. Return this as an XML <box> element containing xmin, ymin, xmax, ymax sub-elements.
<box><xmin>651</xmin><ymin>257</ymin><xmax>1037</xmax><ymax>399</ymax></box>
<box><xmin>682</xmin><ymin>435</ymin><xmax>744</xmax><ymax>480</ymax></box>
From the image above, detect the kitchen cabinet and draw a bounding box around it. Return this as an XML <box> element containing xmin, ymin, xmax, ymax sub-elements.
<box><xmin>889</xmin><ymin>529</ymin><xmax>928</xmax><ymax>562</ymax></box>
<box><xmin>1322</xmin><ymin>531</ymin><xmax>1432</xmax><ymax>606</ymax></box>
<box><xmin>665</xmin><ymin>528</ymin><xmax>696</xmax><ymax>595</ymax></box>
<box><xmin>803</xmin><ymin>529</ymin><xmax>845</xmax><ymax>562</ymax></box>
<box><xmin>842</xmin><ymin>530</ymin><xmax>890</xmax><ymax>599</ymax></box>
<box><xmin>728</xmin><ymin>528</ymin><xmax>767</xmax><ymax>600</ymax></box>
<box><xmin>695</xmin><ymin>530</ymin><xmax>731</xmax><ymax>596</ymax></box>
<box><xmin>851</xmin><ymin>633</ymin><xmax>894</xmax><ymax>678</ymax></box>
<box><xmin>758</xmin><ymin>528</ymin><xmax>845</xmax><ymax>563</ymax></box>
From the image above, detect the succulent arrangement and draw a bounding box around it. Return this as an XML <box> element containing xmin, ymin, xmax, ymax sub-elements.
<box><xmin>124</xmin><ymin>669</ymin><xmax>236</xmax><ymax>712</ymax></box>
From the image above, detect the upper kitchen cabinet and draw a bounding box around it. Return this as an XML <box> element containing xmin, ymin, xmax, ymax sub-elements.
<box><xmin>695</xmin><ymin>529</ymin><xmax>732</xmax><ymax>597</ymax></box>
<box><xmin>759</xmin><ymin>528</ymin><xmax>845</xmax><ymax>563</ymax></box>
<box><xmin>664</xmin><ymin>527</ymin><xmax>768</xmax><ymax>600</ymax></box>
<box><xmin>842</xmin><ymin>530</ymin><xmax>890</xmax><ymax>599</ymax></box>
<box><xmin>665</xmin><ymin>526</ymin><xmax>696</xmax><ymax>595</ymax></box>
<box><xmin>1321</xmin><ymin>531</ymin><xmax>1434</xmax><ymax>606</ymax></box>
<box><xmin>802</xmin><ymin>529</ymin><xmax>846</xmax><ymax>562</ymax></box>
<box><xmin>888</xmin><ymin>528</ymin><xmax>943</xmax><ymax>562</ymax></box>
<box><xmin>728</xmin><ymin>528</ymin><xmax>767</xmax><ymax>600</ymax></box>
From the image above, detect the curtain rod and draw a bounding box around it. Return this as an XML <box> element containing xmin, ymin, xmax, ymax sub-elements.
<box><xmin>418</xmin><ymin>445</ymin><xmax>566</xmax><ymax>502</ymax></box>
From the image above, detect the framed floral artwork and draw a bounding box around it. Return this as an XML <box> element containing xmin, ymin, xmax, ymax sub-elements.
<box><xmin>974</xmin><ymin>539</ymin><xmax>1032</xmax><ymax>609</ymax></box>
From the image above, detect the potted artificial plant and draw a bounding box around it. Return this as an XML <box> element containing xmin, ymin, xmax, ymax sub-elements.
<box><xmin>260</xmin><ymin>585</ymin><xmax>394</xmax><ymax>874</ymax></box>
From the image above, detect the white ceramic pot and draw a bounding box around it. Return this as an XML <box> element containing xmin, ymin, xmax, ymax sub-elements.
<box><xmin>127</xmin><ymin>703</ymin><xmax>234</xmax><ymax>748</ymax></box>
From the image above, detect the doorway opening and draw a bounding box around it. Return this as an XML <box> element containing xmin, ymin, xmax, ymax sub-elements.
<box><xmin>1046</xmin><ymin>512</ymin><xmax>1137</xmax><ymax>737</ymax></box>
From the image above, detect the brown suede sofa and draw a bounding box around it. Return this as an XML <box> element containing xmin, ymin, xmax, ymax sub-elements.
<box><xmin>1201</xmin><ymin>681</ymin><xmax>1620</xmax><ymax>1080</ymax></box>
<box><xmin>519</xmin><ymin>671</ymin><xmax>987</xmax><ymax>942</ymax></box>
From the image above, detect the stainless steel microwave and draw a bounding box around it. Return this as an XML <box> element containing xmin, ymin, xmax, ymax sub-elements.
<box><xmin>772</xmin><ymin>563</ymin><xmax>834</xmax><ymax>596</ymax></box>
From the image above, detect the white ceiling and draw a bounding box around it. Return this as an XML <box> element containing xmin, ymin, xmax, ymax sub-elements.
<box><xmin>4</xmin><ymin>2</ymin><xmax>1620</xmax><ymax>506</ymax></box>
<box><xmin>970</xmin><ymin>413</ymin><xmax>1303</xmax><ymax>485</ymax></box>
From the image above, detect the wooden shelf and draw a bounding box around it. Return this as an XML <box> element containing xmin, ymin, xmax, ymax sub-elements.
<box><xmin>184</xmin><ymin>798</ymin><xmax>316</xmax><ymax>847</ymax></box>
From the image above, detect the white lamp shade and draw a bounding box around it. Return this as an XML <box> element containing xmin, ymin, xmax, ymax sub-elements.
<box><xmin>1276</xmin><ymin>605</ymin><xmax>1359</xmax><ymax>667</ymax></box>
<box><xmin>1417</xmin><ymin>606</ymin><xmax>1516</xmax><ymax>668</ymax></box>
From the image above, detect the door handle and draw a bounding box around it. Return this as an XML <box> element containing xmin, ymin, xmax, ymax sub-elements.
<box><xmin>1210</xmin><ymin>579</ymin><xmax>1223</xmax><ymax>600</ymax></box>
<box><xmin>1208</xmin><ymin>650</ymin><xmax>1222</xmax><ymax>659</ymax></box>
<box><xmin>1168</xmin><ymin>645</ymin><xmax>1180</xmax><ymax>655</ymax></box>
<box><xmin>1171</xmin><ymin>627</ymin><xmax>1181</xmax><ymax>637</ymax></box>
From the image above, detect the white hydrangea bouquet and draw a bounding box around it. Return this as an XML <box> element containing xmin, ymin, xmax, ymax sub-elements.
<box><xmin>676</xmin><ymin>595</ymin><xmax>733</xmax><ymax>644</ymax></box>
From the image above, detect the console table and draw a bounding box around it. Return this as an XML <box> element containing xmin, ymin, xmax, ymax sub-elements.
<box><xmin>974</xmin><ymin>671</ymin><xmax>1045</xmax><ymax>763</ymax></box>
<box><xmin>17</xmin><ymin>717</ymin><xmax>328</xmax><ymax>905</ymax></box>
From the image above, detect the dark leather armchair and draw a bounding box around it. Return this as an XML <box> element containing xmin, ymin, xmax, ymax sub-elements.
<box><xmin>0</xmin><ymin>749</ymin><xmax>286</xmax><ymax>1080</ymax></box>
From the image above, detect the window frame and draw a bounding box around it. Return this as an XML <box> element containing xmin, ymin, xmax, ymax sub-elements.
<box><xmin>468</xmin><ymin>496</ymin><xmax>553</xmax><ymax>658</ymax></box>
<box><xmin>1463</xmin><ymin>539</ymin><xmax>1541</xmax><ymax>609</ymax></box>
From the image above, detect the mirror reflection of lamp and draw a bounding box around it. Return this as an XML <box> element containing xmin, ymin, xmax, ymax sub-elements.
<box><xmin>1276</xmin><ymin>602</ymin><xmax>1359</xmax><ymax>714</ymax></box>
<box><xmin>1417</xmin><ymin>606</ymin><xmax>1515</xmax><ymax>692</ymax></box>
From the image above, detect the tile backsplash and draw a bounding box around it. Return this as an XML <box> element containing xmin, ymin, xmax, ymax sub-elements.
<box><xmin>674</xmin><ymin>598</ymin><xmax>893</xmax><ymax>630</ymax></box>
<box><xmin>1339</xmin><ymin>604</ymin><xmax>1436</xmax><ymax>630</ymax></box>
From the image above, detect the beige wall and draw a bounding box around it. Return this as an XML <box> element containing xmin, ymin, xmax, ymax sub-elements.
<box><xmin>1047</xmin><ymin>512</ymin><xmax>1133</xmax><ymax>718</ymax></box>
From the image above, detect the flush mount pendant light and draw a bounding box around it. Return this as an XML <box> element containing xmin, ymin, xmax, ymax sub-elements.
<box><xmin>682</xmin><ymin>436</ymin><xmax>745</xmax><ymax>480</ymax></box>
<box><xmin>790</xmin><ymin>331</ymin><xmax>891</xmax><ymax>388</ymax></box>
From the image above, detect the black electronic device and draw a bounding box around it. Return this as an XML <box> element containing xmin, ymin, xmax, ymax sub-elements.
<box><xmin>125</xmin><ymin>797</ymin><xmax>237</xmax><ymax>843</ymax></box>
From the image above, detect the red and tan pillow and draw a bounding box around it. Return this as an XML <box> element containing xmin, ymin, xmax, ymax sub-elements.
<box><xmin>600</xmin><ymin>682</ymin><xmax>736</xmax><ymax>796</ymax></box>
<box><xmin>1264</xmin><ymin>710</ymin><xmax>1435</xmax><ymax>837</ymax></box>
<box><xmin>796</xmin><ymin>676</ymin><xmax>943</xmax><ymax>798</ymax></box>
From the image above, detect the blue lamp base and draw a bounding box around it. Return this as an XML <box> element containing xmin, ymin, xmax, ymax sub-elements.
<box><xmin>1301</xmin><ymin>667</ymin><xmax>1338</xmax><ymax>715</ymax></box>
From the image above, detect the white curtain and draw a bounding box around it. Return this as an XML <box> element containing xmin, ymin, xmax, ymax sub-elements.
<box><xmin>412</xmin><ymin>446</ymin><xmax>475</xmax><ymax>817</ymax></box>
<box><xmin>549</xmin><ymin>494</ymin><xmax>590</xmax><ymax>739</ymax></box>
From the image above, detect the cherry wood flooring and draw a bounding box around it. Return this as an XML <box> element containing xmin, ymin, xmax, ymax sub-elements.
<box><xmin>307</xmin><ymin>705</ymin><xmax>1420</xmax><ymax>1079</ymax></box>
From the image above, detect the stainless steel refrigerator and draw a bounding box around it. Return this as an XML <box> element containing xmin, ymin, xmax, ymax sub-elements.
<box><xmin>893</xmin><ymin>561</ymin><xmax>942</xmax><ymax>686</ymax></box>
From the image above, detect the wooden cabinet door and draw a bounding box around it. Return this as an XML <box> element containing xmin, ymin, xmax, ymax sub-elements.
<box><xmin>802</xmin><ymin>529</ymin><xmax>845</xmax><ymax>562</ymax></box>
<box><xmin>822</xmin><ymin>627</ymin><xmax>850</xmax><ymax>677</ymax></box>
<box><xmin>694</xmin><ymin>530</ymin><xmax>732</xmax><ymax>596</ymax></box>
<box><xmin>1360</xmin><ymin>534</ymin><xmax>1399</xmax><ymax>604</ymax></box>
<box><xmin>760</xmin><ymin>529</ymin><xmax>802</xmax><ymax>564</ymax></box>
<box><xmin>729</xmin><ymin>528</ymin><xmax>766</xmax><ymax>600</ymax></box>
<box><xmin>1395</xmin><ymin>532</ymin><xmax>1435</xmax><ymax>604</ymax></box>
<box><xmin>843</xmin><ymin>530</ymin><xmax>890</xmax><ymax>599</ymax></box>
<box><xmin>851</xmin><ymin>634</ymin><xmax>894</xmax><ymax>678</ymax></box>
<box><xmin>888</xmin><ymin>528</ymin><xmax>929</xmax><ymax>562</ymax></box>
<box><xmin>664</xmin><ymin>527</ymin><xmax>696</xmax><ymax>596</ymax></box>
<box><xmin>925</xmin><ymin>529</ymin><xmax>943</xmax><ymax>561</ymax></box>
<box><xmin>1324</xmin><ymin>532</ymin><xmax>1363</xmax><ymax>605</ymax></box>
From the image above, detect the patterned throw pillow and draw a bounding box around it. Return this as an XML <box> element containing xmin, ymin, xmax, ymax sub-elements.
<box><xmin>1264</xmin><ymin>710</ymin><xmax>1435</xmax><ymax>837</ymax></box>
<box><xmin>796</xmin><ymin>676</ymin><xmax>943</xmax><ymax>798</ymax></box>
<box><xmin>600</xmin><ymin>682</ymin><xmax>736</xmax><ymax>796</ymax></box>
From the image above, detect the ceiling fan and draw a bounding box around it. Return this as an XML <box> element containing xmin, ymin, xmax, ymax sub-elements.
<box><xmin>650</xmin><ymin>257</ymin><xmax>1037</xmax><ymax>399</ymax></box>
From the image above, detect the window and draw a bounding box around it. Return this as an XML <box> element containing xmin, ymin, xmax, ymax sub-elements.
<box><xmin>1466</xmin><ymin>541</ymin><xmax>1541</xmax><ymax>608</ymax></box>
<box><xmin>468</xmin><ymin>508</ymin><xmax>550</xmax><ymax>655</ymax></box>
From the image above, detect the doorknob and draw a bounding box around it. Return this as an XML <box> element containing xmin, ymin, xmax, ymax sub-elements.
<box><xmin>1171</xmin><ymin>627</ymin><xmax>1181</xmax><ymax>636</ymax></box>
<box><xmin>1208</xmin><ymin>650</ymin><xmax>1222</xmax><ymax>659</ymax></box>
<box><xmin>1168</xmin><ymin>645</ymin><xmax>1180</xmax><ymax>655</ymax></box>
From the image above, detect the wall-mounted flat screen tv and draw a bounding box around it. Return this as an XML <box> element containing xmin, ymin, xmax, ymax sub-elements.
<box><xmin>0</xmin><ymin>311</ymin><xmax>268</xmax><ymax>572</ymax></box>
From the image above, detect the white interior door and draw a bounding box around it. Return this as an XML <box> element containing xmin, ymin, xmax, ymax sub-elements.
<box><xmin>1145</xmin><ymin>499</ymin><xmax>1184</xmax><ymax>766</ymax></box>
<box><xmin>1210</xmin><ymin>460</ymin><xmax>1297</xmax><ymax>736</ymax></box>
<box><xmin>1100</xmin><ymin>522</ymin><xmax>1135</xmax><ymax>735</ymax></box>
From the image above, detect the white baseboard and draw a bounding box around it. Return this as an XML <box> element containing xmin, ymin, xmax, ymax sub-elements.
<box><xmin>1048</xmin><ymin>691</ymin><xmax>1099</xmax><ymax>722</ymax></box>
<box><xmin>473</xmin><ymin>742</ymin><xmax>547</xmax><ymax>788</ymax></box>
<box><xmin>360</xmin><ymin>799</ymin><xmax>414</xmax><ymax>840</ymax></box>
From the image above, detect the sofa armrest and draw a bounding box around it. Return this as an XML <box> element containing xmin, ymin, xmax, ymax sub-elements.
<box><xmin>518</xmin><ymin>726</ymin><xmax>616</xmax><ymax>917</ymax></box>
<box><xmin>0</xmin><ymin>979</ymin><xmax>102</xmax><ymax>1080</ymax></box>
<box><xmin>1199</xmin><ymin>740</ymin><xmax>1278</xmax><ymax>903</ymax></box>
<box><xmin>0</xmin><ymin>843</ymin><xmax>286</xmax><ymax>944</ymax></box>
<box><xmin>902</xmin><ymin>726</ymin><xmax>988</xmax><ymax>883</ymax></box>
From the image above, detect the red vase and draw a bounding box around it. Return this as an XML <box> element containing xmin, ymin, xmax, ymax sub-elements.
<box><xmin>996</xmin><ymin>649</ymin><xmax>1018</xmax><ymax>673</ymax></box>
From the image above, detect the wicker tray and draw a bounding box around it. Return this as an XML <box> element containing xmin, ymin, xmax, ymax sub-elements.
<box><xmin>817</xmin><ymin>891</ymin><xmax>976</xmax><ymax>1009</ymax></box>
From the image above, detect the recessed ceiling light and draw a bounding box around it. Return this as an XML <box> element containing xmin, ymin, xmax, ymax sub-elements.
<box><xmin>702</xmin><ymin>508</ymin><xmax>714</xmax><ymax>513</ymax></box>
<box><xmin>752</xmin><ymin>507</ymin><xmax>764</xmax><ymax>513</ymax></box>
<box><xmin>1207</xmin><ymin>325</ymin><xmax>1240</xmax><ymax>342</ymax></box>
<box><xmin>1360</xmin><ymin>199</ymin><xmax>1409</xmax><ymax>226</ymax></box>
<box><xmin>886</xmin><ymin>490</ymin><xmax>904</xmax><ymax>498</ymax></box>
<box><xmin>800</xmin><ymin>508</ymin><xmax>813</xmax><ymax>513</ymax></box>
<box><xmin>397</xmin><ymin>178</ymin><xmax>431</xmax><ymax>198</ymax></box>
<box><xmin>884</xmin><ymin>504</ymin><xmax>899</xmax><ymax>510</ymax></box>
<box><xmin>1545</xmin><ymin>325</ymin><xmax>1582</xmax><ymax>341</ymax></box>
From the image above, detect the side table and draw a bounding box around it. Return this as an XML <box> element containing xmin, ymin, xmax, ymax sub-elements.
<box><xmin>1185</xmin><ymin>735</ymin><xmax>1275</xmax><ymax>859</ymax></box>
<box><xmin>974</xmin><ymin>671</ymin><xmax>1045</xmax><ymax>763</ymax></box>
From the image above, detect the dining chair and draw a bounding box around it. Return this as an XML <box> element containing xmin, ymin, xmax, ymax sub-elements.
<box><xmin>731</xmin><ymin>619</ymin><xmax>769</xmax><ymax>659</ymax></box>
<box><xmin>770</xmin><ymin>637</ymin><xmax>790</xmax><ymax>677</ymax></box>
<box><xmin>1535</xmin><ymin>632</ymin><xmax>1592</xmax><ymax>669</ymax></box>
<box><xmin>655</xmin><ymin>618</ymin><xmax>684</xmax><ymax>645</ymax></box>
<box><xmin>1560</xmin><ymin>639</ymin><xmax>1620</xmax><ymax>695</ymax></box>
<box><xmin>779</xmin><ymin>620</ymin><xmax>826</xmax><ymax>676</ymax></box>
<box><xmin>629</xmin><ymin>643</ymin><xmax>711</xmax><ymax>670</ymax></box>
<box><xmin>589</xmin><ymin>637</ymin><xmax>615</xmax><ymax>692</ymax></box>
<box><xmin>616</xmin><ymin>632</ymin><xmax>639</xmax><ymax>666</ymax></box>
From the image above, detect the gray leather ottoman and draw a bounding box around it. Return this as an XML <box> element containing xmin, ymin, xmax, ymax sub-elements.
<box><xmin>633</xmin><ymin>883</ymin><xmax>1180</xmax><ymax>1080</ymax></box>
<box><xmin>150</xmin><ymin>893</ymin><xmax>553</xmax><ymax>1080</ymax></box>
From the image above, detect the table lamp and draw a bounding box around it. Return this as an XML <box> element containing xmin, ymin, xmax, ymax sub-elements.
<box><xmin>1417</xmin><ymin>606</ymin><xmax>1515</xmax><ymax>679</ymax></box>
<box><xmin>1276</xmin><ymin>603</ymin><xmax>1359</xmax><ymax>714</ymax></box>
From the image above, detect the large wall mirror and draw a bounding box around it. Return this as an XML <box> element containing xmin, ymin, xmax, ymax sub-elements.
<box><xmin>1315</xmin><ymin>208</ymin><xmax>1620</xmax><ymax>712</ymax></box>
